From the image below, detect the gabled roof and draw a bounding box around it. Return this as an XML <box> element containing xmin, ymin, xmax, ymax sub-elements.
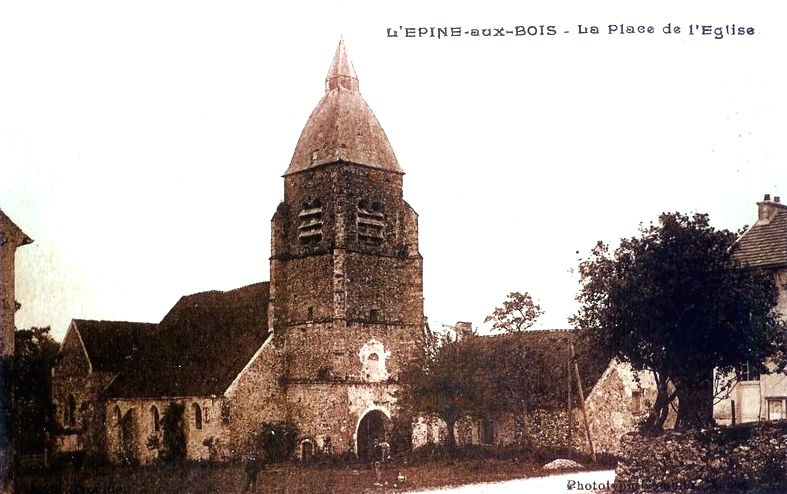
<box><xmin>733</xmin><ymin>203</ymin><xmax>787</xmax><ymax>269</ymax></box>
<box><xmin>285</xmin><ymin>39</ymin><xmax>402</xmax><ymax>176</ymax></box>
<box><xmin>72</xmin><ymin>319</ymin><xmax>157</xmax><ymax>373</ymax></box>
<box><xmin>105</xmin><ymin>282</ymin><xmax>270</xmax><ymax>398</ymax></box>
<box><xmin>0</xmin><ymin>208</ymin><xmax>33</xmax><ymax>247</ymax></box>
<box><xmin>474</xmin><ymin>329</ymin><xmax>610</xmax><ymax>407</ymax></box>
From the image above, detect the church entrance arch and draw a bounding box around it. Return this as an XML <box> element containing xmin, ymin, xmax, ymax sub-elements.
<box><xmin>356</xmin><ymin>409</ymin><xmax>391</xmax><ymax>459</ymax></box>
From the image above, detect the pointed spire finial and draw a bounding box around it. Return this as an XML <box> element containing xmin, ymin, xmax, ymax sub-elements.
<box><xmin>326</xmin><ymin>38</ymin><xmax>359</xmax><ymax>93</ymax></box>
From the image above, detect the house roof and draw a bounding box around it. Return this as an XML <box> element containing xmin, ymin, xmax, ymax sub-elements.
<box><xmin>0</xmin><ymin>209</ymin><xmax>33</xmax><ymax>247</ymax></box>
<box><xmin>733</xmin><ymin>203</ymin><xmax>787</xmax><ymax>269</ymax></box>
<box><xmin>284</xmin><ymin>39</ymin><xmax>402</xmax><ymax>176</ymax></box>
<box><xmin>104</xmin><ymin>282</ymin><xmax>270</xmax><ymax>398</ymax></box>
<box><xmin>476</xmin><ymin>329</ymin><xmax>610</xmax><ymax>407</ymax></box>
<box><xmin>72</xmin><ymin>319</ymin><xmax>157</xmax><ymax>373</ymax></box>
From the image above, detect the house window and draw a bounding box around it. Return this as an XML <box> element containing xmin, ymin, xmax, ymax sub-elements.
<box><xmin>767</xmin><ymin>399</ymin><xmax>785</xmax><ymax>421</ymax></box>
<box><xmin>739</xmin><ymin>362</ymin><xmax>760</xmax><ymax>382</ymax></box>
<box><xmin>151</xmin><ymin>405</ymin><xmax>160</xmax><ymax>432</ymax></box>
<box><xmin>193</xmin><ymin>403</ymin><xmax>203</xmax><ymax>430</ymax></box>
<box><xmin>65</xmin><ymin>394</ymin><xmax>77</xmax><ymax>427</ymax></box>
<box><xmin>479</xmin><ymin>420</ymin><xmax>495</xmax><ymax>445</ymax></box>
<box><xmin>369</xmin><ymin>309</ymin><xmax>379</xmax><ymax>322</ymax></box>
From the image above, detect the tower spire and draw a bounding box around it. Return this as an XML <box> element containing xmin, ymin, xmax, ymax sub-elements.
<box><xmin>325</xmin><ymin>38</ymin><xmax>359</xmax><ymax>93</ymax></box>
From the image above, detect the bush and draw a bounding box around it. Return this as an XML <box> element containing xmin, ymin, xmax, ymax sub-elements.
<box><xmin>255</xmin><ymin>421</ymin><xmax>299</xmax><ymax>463</ymax></box>
<box><xmin>161</xmin><ymin>402</ymin><xmax>186</xmax><ymax>462</ymax></box>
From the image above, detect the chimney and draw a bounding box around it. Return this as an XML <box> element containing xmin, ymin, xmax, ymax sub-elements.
<box><xmin>757</xmin><ymin>193</ymin><xmax>787</xmax><ymax>224</ymax></box>
<box><xmin>454</xmin><ymin>321</ymin><xmax>474</xmax><ymax>341</ymax></box>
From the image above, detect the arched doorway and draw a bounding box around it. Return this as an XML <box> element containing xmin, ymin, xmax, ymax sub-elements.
<box><xmin>356</xmin><ymin>409</ymin><xmax>391</xmax><ymax>459</ymax></box>
<box><xmin>301</xmin><ymin>440</ymin><xmax>314</xmax><ymax>462</ymax></box>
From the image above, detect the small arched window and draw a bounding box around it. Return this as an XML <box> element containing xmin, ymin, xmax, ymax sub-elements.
<box><xmin>114</xmin><ymin>405</ymin><xmax>122</xmax><ymax>426</ymax></box>
<box><xmin>368</xmin><ymin>353</ymin><xmax>379</xmax><ymax>361</ymax></box>
<box><xmin>65</xmin><ymin>394</ymin><xmax>77</xmax><ymax>427</ymax></box>
<box><xmin>193</xmin><ymin>403</ymin><xmax>203</xmax><ymax>430</ymax></box>
<box><xmin>151</xmin><ymin>405</ymin><xmax>160</xmax><ymax>432</ymax></box>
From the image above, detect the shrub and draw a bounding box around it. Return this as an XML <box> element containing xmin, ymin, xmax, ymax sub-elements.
<box><xmin>255</xmin><ymin>421</ymin><xmax>299</xmax><ymax>463</ymax></box>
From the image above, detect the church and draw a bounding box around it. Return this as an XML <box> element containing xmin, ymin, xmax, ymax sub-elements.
<box><xmin>51</xmin><ymin>39</ymin><xmax>426</xmax><ymax>464</ymax></box>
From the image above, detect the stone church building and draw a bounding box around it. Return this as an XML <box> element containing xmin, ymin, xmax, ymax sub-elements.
<box><xmin>52</xmin><ymin>39</ymin><xmax>425</xmax><ymax>464</ymax></box>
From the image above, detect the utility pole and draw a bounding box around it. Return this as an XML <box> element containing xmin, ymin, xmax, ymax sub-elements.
<box><xmin>571</xmin><ymin>342</ymin><xmax>596</xmax><ymax>463</ymax></box>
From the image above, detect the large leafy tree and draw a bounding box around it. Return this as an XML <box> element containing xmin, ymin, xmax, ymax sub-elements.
<box><xmin>481</xmin><ymin>293</ymin><xmax>549</xmax><ymax>442</ymax></box>
<box><xmin>397</xmin><ymin>330</ymin><xmax>486</xmax><ymax>450</ymax></box>
<box><xmin>2</xmin><ymin>327</ymin><xmax>59</xmax><ymax>454</ymax></box>
<box><xmin>573</xmin><ymin>212</ymin><xmax>784</xmax><ymax>431</ymax></box>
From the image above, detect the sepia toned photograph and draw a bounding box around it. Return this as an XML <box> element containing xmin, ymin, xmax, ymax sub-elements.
<box><xmin>1</xmin><ymin>2</ymin><xmax>785</xmax><ymax>493</ymax></box>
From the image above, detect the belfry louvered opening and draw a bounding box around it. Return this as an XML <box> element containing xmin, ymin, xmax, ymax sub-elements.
<box><xmin>357</xmin><ymin>200</ymin><xmax>385</xmax><ymax>245</ymax></box>
<box><xmin>298</xmin><ymin>199</ymin><xmax>323</xmax><ymax>245</ymax></box>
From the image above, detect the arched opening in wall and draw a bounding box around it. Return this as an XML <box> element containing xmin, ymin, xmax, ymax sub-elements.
<box><xmin>119</xmin><ymin>408</ymin><xmax>136</xmax><ymax>465</ymax></box>
<box><xmin>356</xmin><ymin>409</ymin><xmax>391</xmax><ymax>460</ymax></box>
<box><xmin>66</xmin><ymin>394</ymin><xmax>77</xmax><ymax>427</ymax></box>
<box><xmin>151</xmin><ymin>405</ymin><xmax>160</xmax><ymax>432</ymax></box>
<box><xmin>192</xmin><ymin>403</ymin><xmax>203</xmax><ymax>430</ymax></box>
<box><xmin>301</xmin><ymin>440</ymin><xmax>314</xmax><ymax>462</ymax></box>
<box><xmin>114</xmin><ymin>405</ymin><xmax>122</xmax><ymax>426</ymax></box>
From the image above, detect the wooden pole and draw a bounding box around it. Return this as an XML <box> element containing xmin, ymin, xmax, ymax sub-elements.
<box><xmin>571</xmin><ymin>342</ymin><xmax>596</xmax><ymax>463</ymax></box>
<box><xmin>567</xmin><ymin>358</ymin><xmax>572</xmax><ymax>444</ymax></box>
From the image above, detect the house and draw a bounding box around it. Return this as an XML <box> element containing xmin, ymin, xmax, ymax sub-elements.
<box><xmin>52</xmin><ymin>39</ymin><xmax>425</xmax><ymax>464</ymax></box>
<box><xmin>714</xmin><ymin>194</ymin><xmax>787</xmax><ymax>424</ymax></box>
<box><xmin>0</xmin><ymin>209</ymin><xmax>33</xmax><ymax>357</ymax></box>
<box><xmin>0</xmin><ymin>209</ymin><xmax>33</xmax><ymax>493</ymax></box>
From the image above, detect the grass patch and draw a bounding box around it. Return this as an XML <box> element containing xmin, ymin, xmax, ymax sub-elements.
<box><xmin>15</xmin><ymin>449</ymin><xmax>613</xmax><ymax>494</ymax></box>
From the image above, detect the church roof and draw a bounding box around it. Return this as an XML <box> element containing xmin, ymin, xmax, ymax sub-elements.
<box><xmin>284</xmin><ymin>39</ymin><xmax>402</xmax><ymax>176</ymax></box>
<box><xmin>72</xmin><ymin>319</ymin><xmax>157</xmax><ymax>373</ymax></box>
<box><xmin>733</xmin><ymin>202</ymin><xmax>787</xmax><ymax>269</ymax></box>
<box><xmin>0</xmin><ymin>208</ymin><xmax>33</xmax><ymax>247</ymax></box>
<box><xmin>104</xmin><ymin>282</ymin><xmax>270</xmax><ymax>398</ymax></box>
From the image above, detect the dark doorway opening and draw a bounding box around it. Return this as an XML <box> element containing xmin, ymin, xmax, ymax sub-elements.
<box><xmin>357</xmin><ymin>410</ymin><xmax>390</xmax><ymax>459</ymax></box>
<box><xmin>301</xmin><ymin>440</ymin><xmax>314</xmax><ymax>462</ymax></box>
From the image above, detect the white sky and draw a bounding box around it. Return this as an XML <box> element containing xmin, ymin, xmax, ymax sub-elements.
<box><xmin>2</xmin><ymin>1</ymin><xmax>785</xmax><ymax>341</ymax></box>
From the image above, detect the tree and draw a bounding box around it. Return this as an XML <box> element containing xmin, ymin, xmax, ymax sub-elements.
<box><xmin>484</xmin><ymin>291</ymin><xmax>544</xmax><ymax>333</ymax></box>
<box><xmin>396</xmin><ymin>331</ymin><xmax>486</xmax><ymax>451</ymax></box>
<box><xmin>573</xmin><ymin>212</ymin><xmax>784</xmax><ymax>431</ymax></box>
<box><xmin>480</xmin><ymin>293</ymin><xmax>548</xmax><ymax>442</ymax></box>
<box><xmin>1</xmin><ymin>327</ymin><xmax>59</xmax><ymax>455</ymax></box>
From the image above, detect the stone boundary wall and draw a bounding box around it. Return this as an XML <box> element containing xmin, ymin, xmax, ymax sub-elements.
<box><xmin>615</xmin><ymin>421</ymin><xmax>787</xmax><ymax>492</ymax></box>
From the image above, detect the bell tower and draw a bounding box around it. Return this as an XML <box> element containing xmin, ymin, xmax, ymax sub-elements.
<box><xmin>269</xmin><ymin>39</ymin><xmax>424</xmax><ymax>386</ymax></box>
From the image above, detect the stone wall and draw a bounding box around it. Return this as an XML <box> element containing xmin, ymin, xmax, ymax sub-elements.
<box><xmin>286</xmin><ymin>381</ymin><xmax>396</xmax><ymax>456</ymax></box>
<box><xmin>51</xmin><ymin>326</ymin><xmax>114</xmax><ymax>458</ymax></box>
<box><xmin>0</xmin><ymin>240</ymin><xmax>17</xmax><ymax>356</ymax></box>
<box><xmin>223</xmin><ymin>335</ymin><xmax>286</xmax><ymax>457</ymax></box>
<box><xmin>580</xmin><ymin>360</ymin><xmax>674</xmax><ymax>456</ymax></box>
<box><xmin>616</xmin><ymin>421</ymin><xmax>787</xmax><ymax>492</ymax></box>
<box><xmin>105</xmin><ymin>397</ymin><xmax>227</xmax><ymax>464</ymax></box>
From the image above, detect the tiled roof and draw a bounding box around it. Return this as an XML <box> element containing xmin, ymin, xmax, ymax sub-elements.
<box><xmin>285</xmin><ymin>39</ymin><xmax>402</xmax><ymax>176</ymax></box>
<box><xmin>733</xmin><ymin>207</ymin><xmax>787</xmax><ymax>269</ymax></box>
<box><xmin>0</xmin><ymin>208</ymin><xmax>33</xmax><ymax>247</ymax></box>
<box><xmin>104</xmin><ymin>282</ymin><xmax>270</xmax><ymax>398</ymax></box>
<box><xmin>476</xmin><ymin>329</ymin><xmax>609</xmax><ymax>407</ymax></box>
<box><xmin>73</xmin><ymin>320</ymin><xmax>157</xmax><ymax>373</ymax></box>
